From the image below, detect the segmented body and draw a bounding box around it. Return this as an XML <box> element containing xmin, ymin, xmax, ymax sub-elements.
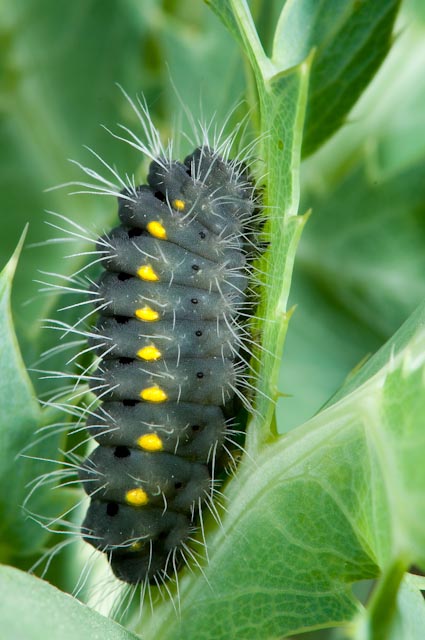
<box><xmin>78</xmin><ymin>146</ymin><xmax>256</xmax><ymax>585</ymax></box>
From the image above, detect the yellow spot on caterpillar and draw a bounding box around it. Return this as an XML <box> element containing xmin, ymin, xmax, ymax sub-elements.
<box><xmin>137</xmin><ymin>264</ymin><xmax>159</xmax><ymax>282</ymax></box>
<box><xmin>126</xmin><ymin>488</ymin><xmax>149</xmax><ymax>507</ymax></box>
<box><xmin>140</xmin><ymin>385</ymin><xmax>167</xmax><ymax>403</ymax></box>
<box><xmin>137</xmin><ymin>433</ymin><xmax>163</xmax><ymax>452</ymax></box>
<box><xmin>137</xmin><ymin>345</ymin><xmax>161</xmax><ymax>361</ymax></box>
<box><xmin>130</xmin><ymin>541</ymin><xmax>143</xmax><ymax>551</ymax></box>
<box><xmin>173</xmin><ymin>199</ymin><xmax>185</xmax><ymax>212</ymax></box>
<box><xmin>147</xmin><ymin>220</ymin><xmax>167</xmax><ymax>240</ymax></box>
<box><xmin>135</xmin><ymin>306</ymin><xmax>159</xmax><ymax>322</ymax></box>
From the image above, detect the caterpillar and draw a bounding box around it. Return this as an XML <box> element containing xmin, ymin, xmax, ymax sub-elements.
<box><xmin>33</xmin><ymin>99</ymin><xmax>262</xmax><ymax>600</ymax></box>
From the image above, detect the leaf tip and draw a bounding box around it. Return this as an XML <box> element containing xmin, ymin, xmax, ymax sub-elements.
<box><xmin>2</xmin><ymin>225</ymin><xmax>29</xmax><ymax>282</ymax></box>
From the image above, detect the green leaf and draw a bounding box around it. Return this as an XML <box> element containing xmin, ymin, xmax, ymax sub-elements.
<box><xmin>275</xmin><ymin>0</ymin><xmax>401</xmax><ymax>157</ymax></box>
<box><xmin>221</xmin><ymin>0</ymin><xmax>401</xmax><ymax>157</ymax></box>
<box><xmin>0</xmin><ymin>232</ymin><xmax>76</xmax><ymax>564</ymax></box>
<box><xmin>388</xmin><ymin>574</ymin><xmax>425</xmax><ymax>640</ymax></box>
<box><xmin>0</xmin><ymin>565</ymin><xmax>138</xmax><ymax>640</ymax></box>
<box><xmin>0</xmin><ymin>229</ymin><xmax>42</xmax><ymax>559</ymax></box>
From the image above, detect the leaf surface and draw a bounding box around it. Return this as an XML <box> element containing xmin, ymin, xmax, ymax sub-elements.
<box><xmin>0</xmin><ymin>566</ymin><xmax>138</xmax><ymax>640</ymax></box>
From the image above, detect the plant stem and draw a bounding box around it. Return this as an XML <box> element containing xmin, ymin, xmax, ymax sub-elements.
<box><xmin>368</xmin><ymin>557</ymin><xmax>408</xmax><ymax>640</ymax></box>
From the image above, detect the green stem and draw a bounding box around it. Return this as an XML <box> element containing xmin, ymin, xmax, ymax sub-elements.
<box><xmin>229</xmin><ymin>0</ymin><xmax>273</xmax><ymax>80</ymax></box>
<box><xmin>368</xmin><ymin>558</ymin><xmax>408</xmax><ymax>640</ymax></box>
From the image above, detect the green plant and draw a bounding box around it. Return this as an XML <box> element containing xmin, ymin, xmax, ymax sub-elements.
<box><xmin>1</xmin><ymin>1</ymin><xmax>425</xmax><ymax>639</ymax></box>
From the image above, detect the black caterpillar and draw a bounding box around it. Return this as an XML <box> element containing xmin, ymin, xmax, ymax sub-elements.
<box><xmin>77</xmin><ymin>145</ymin><xmax>258</xmax><ymax>587</ymax></box>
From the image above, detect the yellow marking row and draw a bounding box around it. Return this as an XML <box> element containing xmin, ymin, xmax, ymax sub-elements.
<box><xmin>121</xmin><ymin>216</ymin><xmax>169</xmax><ymax>510</ymax></box>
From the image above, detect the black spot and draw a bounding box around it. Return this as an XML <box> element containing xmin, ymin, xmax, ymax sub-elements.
<box><xmin>119</xmin><ymin>357</ymin><xmax>134</xmax><ymax>365</ymax></box>
<box><xmin>123</xmin><ymin>399</ymin><xmax>138</xmax><ymax>407</ymax></box>
<box><xmin>128</xmin><ymin>227</ymin><xmax>143</xmax><ymax>238</ymax></box>
<box><xmin>106</xmin><ymin>502</ymin><xmax>119</xmax><ymax>517</ymax></box>
<box><xmin>115</xmin><ymin>315</ymin><xmax>130</xmax><ymax>324</ymax></box>
<box><xmin>114</xmin><ymin>446</ymin><xmax>131</xmax><ymax>458</ymax></box>
<box><xmin>195</xmin><ymin>330</ymin><xmax>202</xmax><ymax>337</ymax></box>
<box><xmin>191</xmin><ymin>298</ymin><xmax>198</xmax><ymax>304</ymax></box>
<box><xmin>199</xmin><ymin>231</ymin><xmax>206</xmax><ymax>239</ymax></box>
<box><xmin>154</xmin><ymin>191</ymin><xmax>166</xmax><ymax>202</ymax></box>
<box><xmin>191</xmin><ymin>264</ymin><xmax>200</xmax><ymax>272</ymax></box>
<box><xmin>118</xmin><ymin>272</ymin><xmax>132</xmax><ymax>281</ymax></box>
<box><xmin>196</xmin><ymin>372</ymin><xmax>204</xmax><ymax>379</ymax></box>
<box><xmin>156</xmin><ymin>530</ymin><xmax>169</xmax><ymax>543</ymax></box>
<box><xmin>174</xmin><ymin>481</ymin><xmax>183</xmax><ymax>490</ymax></box>
<box><xmin>191</xmin><ymin>424</ymin><xmax>201</xmax><ymax>432</ymax></box>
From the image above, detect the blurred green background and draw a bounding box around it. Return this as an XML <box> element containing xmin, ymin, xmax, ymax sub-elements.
<box><xmin>1</xmin><ymin>0</ymin><xmax>425</xmax><ymax>438</ymax></box>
